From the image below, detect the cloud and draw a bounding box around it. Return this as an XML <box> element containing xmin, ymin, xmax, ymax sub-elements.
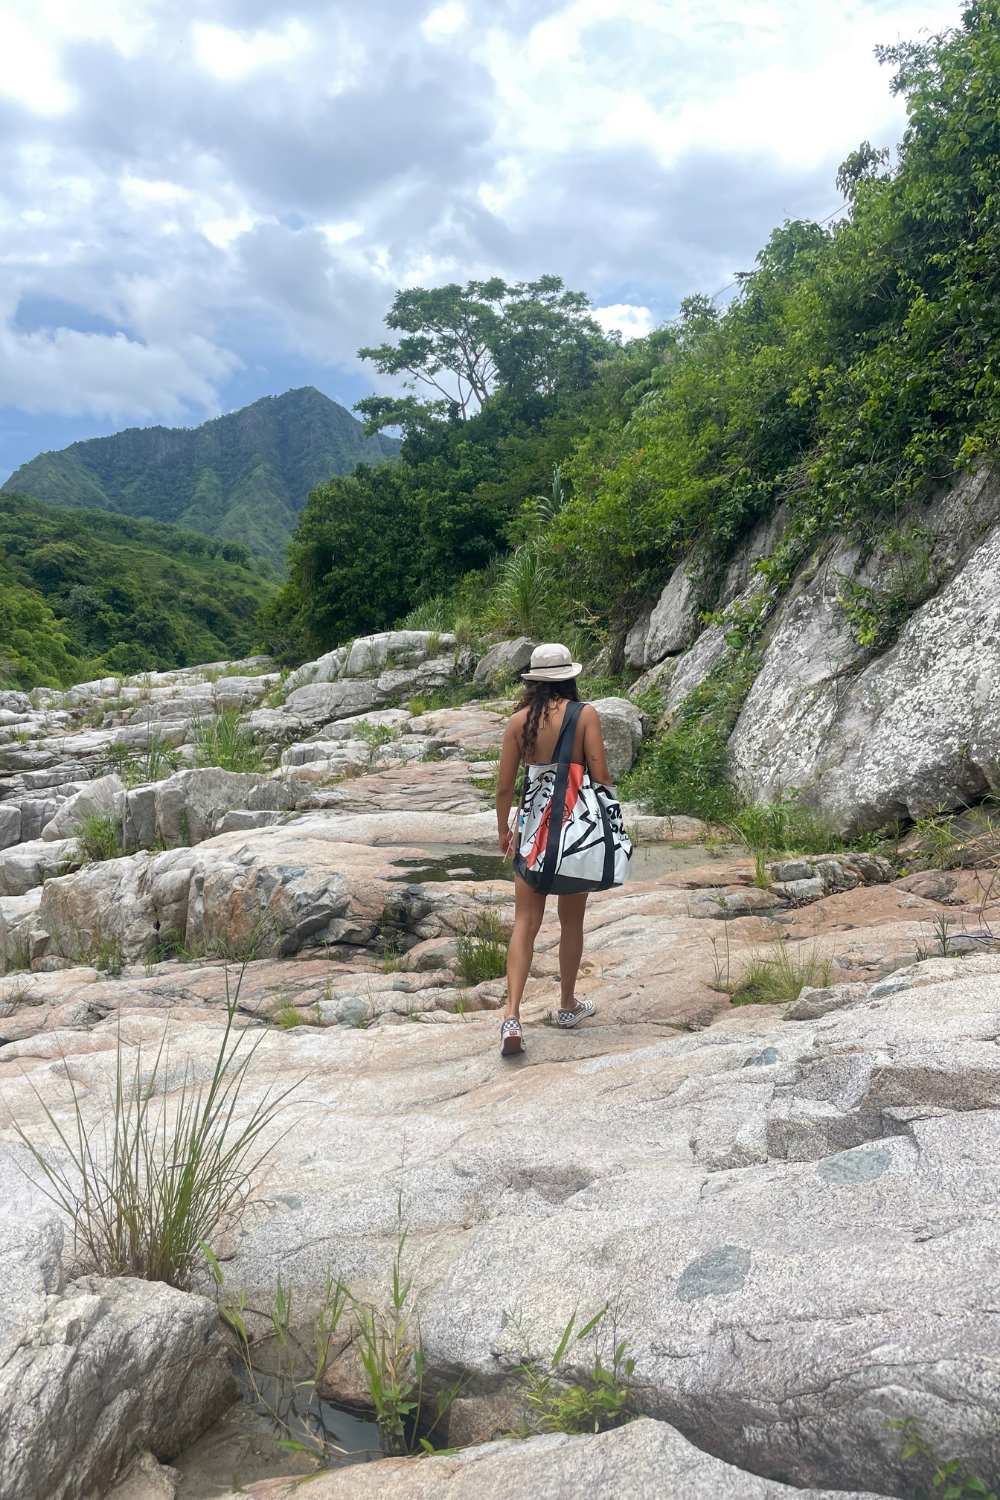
<box><xmin>0</xmin><ymin>0</ymin><xmax>964</xmax><ymax>475</ymax></box>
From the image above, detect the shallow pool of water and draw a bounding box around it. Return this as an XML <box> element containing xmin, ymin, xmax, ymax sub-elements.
<box><xmin>174</xmin><ymin>1364</ymin><xmax>383</xmax><ymax>1498</ymax></box>
<box><xmin>387</xmin><ymin>840</ymin><xmax>730</xmax><ymax>887</ymax></box>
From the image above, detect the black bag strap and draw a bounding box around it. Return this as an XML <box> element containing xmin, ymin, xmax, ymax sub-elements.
<box><xmin>537</xmin><ymin>699</ymin><xmax>584</xmax><ymax>894</ymax></box>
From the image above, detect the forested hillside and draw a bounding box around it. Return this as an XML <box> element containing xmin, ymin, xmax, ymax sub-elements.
<box><xmin>0</xmin><ymin>493</ymin><xmax>272</xmax><ymax>689</ymax></box>
<box><xmin>261</xmin><ymin>4</ymin><xmax>1000</xmax><ymax>684</ymax></box>
<box><xmin>2</xmin><ymin>387</ymin><xmax>399</xmax><ymax>569</ymax></box>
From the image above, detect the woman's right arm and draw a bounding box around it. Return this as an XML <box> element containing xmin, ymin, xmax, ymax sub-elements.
<box><xmin>495</xmin><ymin>714</ymin><xmax>523</xmax><ymax>855</ymax></box>
<box><xmin>580</xmin><ymin>704</ymin><xmax>613</xmax><ymax>787</ymax></box>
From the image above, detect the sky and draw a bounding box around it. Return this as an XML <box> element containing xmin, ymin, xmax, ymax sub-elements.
<box><xmin>0</xmin><ymin>0</ymin><xmax>965</xmax><ymax>480</ymax></box>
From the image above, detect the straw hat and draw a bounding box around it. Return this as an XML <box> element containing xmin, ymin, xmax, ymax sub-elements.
<box><xmin>521</xmin><ymin>643</ymin><xmax>583</xmax><ymax>681</ymax></box>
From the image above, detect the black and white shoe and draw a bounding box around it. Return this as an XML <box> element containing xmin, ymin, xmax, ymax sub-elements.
<box><xmin>500</xmin><ymin>1016</ymin><xmax>525</xmax><ymax>1055</ymax></box>
<box><xmin>556</xmin><ymin>999</ymin><xmax>596</xmax><ymax>1029</ymax></box>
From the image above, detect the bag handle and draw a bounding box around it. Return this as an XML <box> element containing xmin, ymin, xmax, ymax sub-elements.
<box><xmin>537</xmin><ymin>699</ymin><xmax>585</xmax><ymax>894</ymax></box>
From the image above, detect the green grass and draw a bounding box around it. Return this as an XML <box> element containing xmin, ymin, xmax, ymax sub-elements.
<box><xmin>192</xmin><ymin>709</ymin><xmax>264</xmax><ymax>774</ymax></box>
<box><xmin>726</xmin><ymin>942</ymin><xmax>831</xmax><ymax>1006</ymax></box>
<box><xmin>75</xmin><ymin>811</ymin><xmax>120</xmax><ymax>863</ymax></box>
<box><xmin>456</xmin><ymin>910</ymin><xmax>511</xmax><ymax>985</ymax></box>
<box><xmin>11</xmin><ymin>960</ymin><xmax>298</xmax><ymax>1289</ymax></box>
<box><xmin>508</xmin><ymin>1302</ymin><xmax>636</xmax><ymax>1437</ymax></box>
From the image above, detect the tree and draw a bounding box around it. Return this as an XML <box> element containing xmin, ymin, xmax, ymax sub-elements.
<box><xmin>355</xmin><ymin>276</ymin><xmax>615</xmax><ymax>436</ymax></box>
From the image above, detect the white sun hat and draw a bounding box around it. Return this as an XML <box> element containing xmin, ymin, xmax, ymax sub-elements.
<box><xmin>521</xmin><ymin>642</ymin><xmax>583</xmax><ymax>681</ymax></box>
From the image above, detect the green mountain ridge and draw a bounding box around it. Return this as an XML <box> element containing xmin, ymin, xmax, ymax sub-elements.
<box><xmin>0</xmin><ymin>492</ymin><xmax>274</xmax><ymax>690</ymax></box>
<box><xmin>1</xmin><ymin>386</ymin><xmax>400</xmax><ymax>569</ymax></box>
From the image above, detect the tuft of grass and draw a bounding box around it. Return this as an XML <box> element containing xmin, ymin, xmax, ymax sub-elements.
<box><xmin>192</xmin><ymin>709</ymin><xmax>264</xmax><ymax>774</ymax></box>
<box><xmin>96</xmin><ymin>731</ymin><xmax>181</xmax><ymax>788</ymax></box>
<box><xmin>10</xmin><ymin>959</ymin><xmax>298</xmax><ymax>1289</ymax></box>
<box><xmin>75</xmin><ymin>811</ymin><xmax>120</xmax><ymax>863</ymax></box>
<box><xmin>456</xmin><ymin>909</ymin><xmax>511</xmax><ymax>985</ymax></box>
<box><xmin>507</xmin><ymin>1300</ymin><xmax>636</xmax><ymax>1437</ymax></box>
<box><xmin>726</xmin><ymin>941</ymin><xmax>831</xmax><ymax>1006</ymax></box>
<box><xmin>274</xmin><ymin>999</ymin><xmax>305</xmax><ymax>1029</ymax></box>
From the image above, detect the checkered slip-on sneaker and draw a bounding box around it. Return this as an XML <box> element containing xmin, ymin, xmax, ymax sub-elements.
<box><xmin>556</xmin><ymin>998</ymin><xmax>596</xmax><ymax>1029</ymax></box>
<box><xmin>500</xmin><ymin>1016</ymin><xmax>525</xmax><ymax>1055</ymax></box>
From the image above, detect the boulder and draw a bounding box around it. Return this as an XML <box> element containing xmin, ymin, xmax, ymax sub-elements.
<box><xmin>317</xmin><ymin>710</ymin><xmax>412</xmax><ymax>740</ymax></box>
<box><xmin>0</xmin><ymin>888</ymin><xmax>43</xmax><ymax>969</ymax></box>
<box><xmin>285</xmin><ymin>680</ymin><xmax>383</xmax><ymax>725</ymax></box>
<box><xmin>0</xmin><ymin>806</ymin><xmax>21</xmax><ymax>851</ymax></box>
<box><xmin>624</xmin><ymin>609</ymin><xmax>653</xmax><ymax>668</ymax></box>
<box><xmin>208</xmin><ymin>1419</ymin><xmax>891</xmax><ymax>1500</ymax></box>
<box><xmin>0</xmin><ymin>839</ymin><xmax>78</xmax><ymax>897</ymax></box>
<box><xmin>645</xmin><ymin>564</ymin><xmax>699</xmax><ymax>664</ymax></box>
<box><xmin>0</xmin><ymin>1211</ymin><xmax>236</xmax><ymax>1500</ymax></box>
<box><xmin>152</xmin><ymin>768</ymin><xmax>262</xmax><ymax>846</ymax></box>
<box><xmin>590</xmin><ymin>697</ymin><xmax>650</xmax><ymax>780</ymax></box>
<box><xmin>0</xmin><ymin>691</ymin><xmax>31</xmax><ymax>714</ymax></box>
<box><xmin>42</xmin><ymin>774</ymin><xmax>127</xmax><ymax>842</ymax></box>
<box><xmin>343</xmin><ymin>631</ymin><xmax>457</xmax><ymax>677</ymax></box>
<box><xmin>473</xmin><ymin>638</ymin><xmax>535</xmax><ymax>686</ymax></box>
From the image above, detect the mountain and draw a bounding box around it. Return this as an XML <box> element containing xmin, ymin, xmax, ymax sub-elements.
<box><xmin>1</xmin><ymin>387</ymin><xmax>400</xmax><ymax>569</ymax></box>
<box><xmin>0</xmin><ymin>492</ymin><xmax>274</xmax><ymax>689</ymax></box>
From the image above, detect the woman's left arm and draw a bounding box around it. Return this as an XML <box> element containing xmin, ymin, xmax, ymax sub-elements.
<box><xmin>495</xmin><ymin>715</ymin><xmax>523</xmax><ymax>855</ymax></box>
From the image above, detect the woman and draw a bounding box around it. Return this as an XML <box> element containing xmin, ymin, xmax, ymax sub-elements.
<box><xmin>495</xmin><ymin>642</ymin><xmax>615</xmax><ymax>1056</ymax></box>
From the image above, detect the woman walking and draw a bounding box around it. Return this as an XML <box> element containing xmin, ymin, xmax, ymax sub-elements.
<box><xmin>495</xmin><ymin>643</ymin><xmax>630</xmax><ymax>1057</ymax></box>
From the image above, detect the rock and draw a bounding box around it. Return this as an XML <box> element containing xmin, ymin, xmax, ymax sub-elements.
<box><xmin>153</xmin><ymin>768</ymin><xmax>263</xmax><ymax>846</ymax></box>
<box><xmin>473</xmin><ymin>638</ymin><xmax>535</xmax><ymax>686</ymax></box>
<box><xmin>21</xmin><ymin>764</ymin><xmax>90</xmax><ymax>789</ymax></box>
<box><xmin>0</xmin><ymin>838</ymin><xmax>78</xmax><ymax>898</ymax></box>
<box><xmin>589</xmin><ymin>697</ymin><xmax>650</xmax><ymax>780</ymax></box>
<box><xmin>284</xmin><ymin>680</ymin><xmax>383</xmax><ymax>725</ymax></box>
<box><xmin>729</xmin><ymin>475</ymin><xmax>1000</xmax><ymax>830</ymax></box>
<box><xmin>624</xmin><ymin>609</ymin><xmax>653</xmax><ymax>668</ymax></box>
<box><xmin>0</xmin><ymin>806</ymin><xmax>21</xmax><ymax>851</ymax></box>
<box><xmin>784</xmin><ymin>982</ymin><xmax>868</xmax><ymax>1019</ymax></box>
<box><xmin>41</xmin><ymin>774</ymin><xmax>127</xmax><ymax>842</ymax></box>
<box><xmin>771</xmin><ymin>876</ymin><xmax>826</xmax><ymax>903</ymax></box>
<box><xmin>0</xmin><ymin>888</ymin><xmax>43</xmax><ymax>968</ymax></box>
<box><xmin>665</xmin><ymin>619</ymin><xmax>728</xmax><ymax>711</ymax></box>
<box><xmin>0</xmin><ymin>691</ymin><xmax>31</xmax><ymax>714</ymax></box>
<box><xmin>344</xmin><ymin>631</ymin><xmax>458</xmax><ymax>676</ymax></box>
<box><xmin>645</xmin><ymin>563</ymin><xmax>699</xmax><ymax>664</ymax></box>
<box><xmin>317</xmin><ymin>710</ymin><xmax>412</xmax><ymax>740</ymax></box>
<box><xmin>104</xmin><ymin>1450</ymin><xmax>180</xmax><ymax>1500</ymax></box>
<box><xmin>0</xmin><ymin>1211</ymin><xmax>236</xmax><ymax>1500</ymax></box>
<box><xmin>208</xmin><ymin>1419</ymin><xmax>892</xmax><ymax>1500</ymax></box>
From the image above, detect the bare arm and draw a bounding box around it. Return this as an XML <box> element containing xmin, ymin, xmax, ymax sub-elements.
<box><xmin>495</xmin><ymin>713</ymin><xmax>523</xmax><ymax>855</ymax></box>
<box><xmin>581</xmin><ymin>704</ymin><xmax>613</xmax><ymax>787</ymax></box>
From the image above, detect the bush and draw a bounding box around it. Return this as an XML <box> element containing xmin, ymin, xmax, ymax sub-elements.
<box><xmin>192</xmin><ymin>709</ymin><xmax>264</xmax><ymax>773</ymax></box>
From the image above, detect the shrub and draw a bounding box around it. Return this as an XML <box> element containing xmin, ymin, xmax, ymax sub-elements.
<box><xmin>727</xmin><ymin>942</ymin><xmax>831</xmax><ymax>1006</ymax></box>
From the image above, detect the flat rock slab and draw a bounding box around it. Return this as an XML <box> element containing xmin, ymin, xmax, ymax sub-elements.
<box><xmin>213</xmin><ymin>1419</ymin><xmax>892</xmax><ymax>1500</ymax></box>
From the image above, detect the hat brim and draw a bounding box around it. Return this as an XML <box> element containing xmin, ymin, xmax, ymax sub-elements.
<box><xmin>521</xmin><ymin>662</ymin><xmax>583</xmax><ymax>681</ymax></box>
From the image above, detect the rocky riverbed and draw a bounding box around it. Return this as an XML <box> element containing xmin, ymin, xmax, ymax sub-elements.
<box><xmin>2</xmin><ymin>639</ymin><xmax>1000</xmax><ymax>1500</ymax></box>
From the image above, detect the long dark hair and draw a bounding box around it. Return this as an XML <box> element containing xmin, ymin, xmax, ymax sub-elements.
<box><xmin>514</xmin><ymin>678</ymin><xmax>580</xmax><ymax>762</ymax></box>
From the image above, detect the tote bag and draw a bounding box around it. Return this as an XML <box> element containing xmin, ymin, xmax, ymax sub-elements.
<box><xmin>512</xmin><ymin>699</ymin><xmax>633</xmax><ymax>895</ymax></box>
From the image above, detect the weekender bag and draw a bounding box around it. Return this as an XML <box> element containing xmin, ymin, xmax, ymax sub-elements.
<box><xmin>512</xmin><ymin>699</ymin><xmax>633</xmax><ymax>895</ymax></box>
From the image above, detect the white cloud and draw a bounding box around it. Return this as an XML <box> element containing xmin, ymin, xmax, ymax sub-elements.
<box><xmin>0</xmin><ymin>0</ymin><xmax>965</xmax><ymax>455</ymax></box>
<box><xmin>422</xmin><ymin>4</ymin><xmax>466</xmax><ymax>39</ymax></box>
<box><xmin>593</xmin><ymin>303</ymin><xmax>654</xmax><ymax>340</ymax></box>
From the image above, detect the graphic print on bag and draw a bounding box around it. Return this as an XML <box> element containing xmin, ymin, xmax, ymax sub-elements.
<box><xmin>513</xmin><ymin>700</ymin><xmax>632</xmax><ymax>895</ymax></box>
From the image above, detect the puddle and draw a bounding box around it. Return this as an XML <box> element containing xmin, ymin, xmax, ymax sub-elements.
<box><xmin>388</xmin><ymin>840</ymin><xmax>729</xmax><ymax>886</ymax></box>
<box><xmin>174</xmin><ymin>1365</ymin><xmax>382</xmax><ymax>1498</ymax></box>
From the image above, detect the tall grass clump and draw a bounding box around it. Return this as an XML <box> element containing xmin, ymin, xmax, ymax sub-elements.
<box><xmin>456</xmin><ymin>909</ymin><xmax>511</xmax><ymax>984</ymax></box>
<box><xmin>727</xmin><ymin>942</ymin><xmax>831</xmax><ymax>1006</ymax></box>
<box><xmin>10</xmin><ymin>961</ymin><xmax>297</xmax><ymax>1288</ymax></box>
<box><xmin>75</xmin><ymin>811</ymin><xmax>120</xmax><ymax>863</ymax></box>
<box><xmin>192</xmin><ymin>709</ymin><xmax>264</xmax><ymax>774</ymax></box>
<box><xmin>508</xmin><ymin>1300</ymin><xmax>636</xmax><ymax>1437</ymax></box>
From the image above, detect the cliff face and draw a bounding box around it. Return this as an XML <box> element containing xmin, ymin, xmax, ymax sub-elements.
<box><xmin>1</xmin><ymin>387</ymin><xmax>400</xmax><ymax>568</ymax></box>
<box><xmin>627</xmin><ymin>467</ymin><xmax>1000</xmax><ymax>832</ymax></box>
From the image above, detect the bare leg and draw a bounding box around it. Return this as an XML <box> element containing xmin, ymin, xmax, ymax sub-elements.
<box><xmin>557</xmin><ymin>892</ymin><xmax>589</xmax><ymax>1010</ymax></box>
<box><xmin>505</xmin><ymin>873</ymin><xmax>546</xmax><ymax>1019</ymax></box>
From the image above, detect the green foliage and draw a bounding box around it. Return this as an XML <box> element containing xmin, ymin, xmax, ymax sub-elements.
<box><xmin>9</xmin><ymin>962</ymin><xmax>297</xmax><ymax>1288</ymax></box>
<box><xmin>192</xmin><ymin>710</ymin><xmax>264</xmax><ymax>773</ymax></box>
<box><xmin>890</xmin><ymin>1417</ymin><xmax>998</xmax><ymax>1500</ymax></box>
<box><xmin>726</xmin><ymin>942</ymin><xmax>832</xmax><ymax>1006</ymax></box>
<box><xmin>75</xmin><ymin>812</ymin><xmax>121</xmax><ymax>864</ymax></box>
<box><xmin>0</xmin><ymin>493</ymin><xmax>272</xmax><ymax>690</ymax></box>
<box><xmin>456</xmin><ymin>910</ymin><xmax>511</xmax><ymax>984</ymax></box>
<box><xmin>836</xmin><ymin>527</ymin><xmax>940</xmax><ymax>654</ymax></box>
<box><xmin>624</xmin><ymin>652</ymin><xmax>760</xmax><ymax>824</ymax></box>
<box><xmin>3</xmin><ymin>387</ymin><xmax>398</xmax><ymax>569</ymax></box>
<box><xmin>729</xmin><ymin>795</ymin><xmax>841</xmax><ymax>861</ymax></box>
<box><xmin>95</xmin><ymin>731</ymin><xmax>182</xmax><ymax>788</ymax></box>
<box><xmin>510</xmin><ymin>1303</ymin><xmax>636</xmax><ymax>1437</ymax></box>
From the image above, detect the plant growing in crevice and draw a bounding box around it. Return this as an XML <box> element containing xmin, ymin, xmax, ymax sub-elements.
<box><xmin>726</xmin><ymin>940</ymin><xmax>831</xmax><ymax>1006</ymax></box>
<box><xmin>456</xmin><ymin>909</ymin><xmax>511</xmax><ymax>984</ymax></box>
<box><xmin>192</xmin><ymin>709</ymin><xmax>264</xmax><ymax>774</ymax></box>
<box><xmin>507</xmin><ymin>1299</ymin><xmax>636</xmax><ymax>1436</ymax></box>
<box><xmin>8</xmin><ymin>959</ymin><xmax>298</xmax><ymax>1288</ymax></box>
<box><xmin>75</xmin><ymin>811</ymin><xmax>120</xmax><ymax>864</ymax></box>
<box><xmin>888</xmin><ymin>1417</ymin><xmax>997</xmax><ymax>1500</ymax></box>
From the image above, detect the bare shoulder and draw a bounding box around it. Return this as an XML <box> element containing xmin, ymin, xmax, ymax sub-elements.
<box><xmin>506</xmin><ymin>706</ymin><xmax>529</xmax><ymax>730</ymax></box>
<box><xmin>579</xmin><ymin>703</ymin><xmax>601</xmax><ymax>724</ymax></box>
